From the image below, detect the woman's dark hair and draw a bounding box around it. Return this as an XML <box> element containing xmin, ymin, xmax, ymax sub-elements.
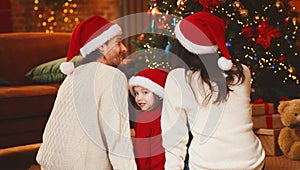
<box><xmin>173</xmin><ymin>39</ymin><xmax>245</xmax><ymax>104</ymax></box>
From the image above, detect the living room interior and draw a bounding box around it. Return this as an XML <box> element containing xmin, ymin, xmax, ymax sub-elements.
<box><xmin>1</xmin><ymin>0</ymin><xmax>300</xmax><ymax>169</ymax></box>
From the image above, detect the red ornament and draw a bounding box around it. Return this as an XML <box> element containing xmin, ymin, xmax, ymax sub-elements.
<box><xmin>284</xmin><ymin>17</ymin><xmax>289</xmax><ymax>23</ymax></box>
<box><xmin>279</xmin><ymin>55</ymin><xmax>286</xmax><ymax>62</ymax></box>
<box><xmin>242</xmin><ymin>26</ymin><xmax>254</xmax><ymax>38</ymax></box>
<box><xmin>194</xmin><ymin>0</ymin><xmax>219</xmax><ymax>11</ymax></box>
<box><xmin>255</xmin><ymin>21</ymin><xmax>282</xmax><ymax>49</ymax></box>
<box><xmin>139</xmin><ymin>34</ymin><xmax>145</xmax><ymax>41</ymax></box>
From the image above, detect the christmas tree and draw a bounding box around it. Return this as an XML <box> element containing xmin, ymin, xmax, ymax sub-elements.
<box><xmin>128</xmin><ymin>0</ymin><xmax>300</xmax><ymax>105</ymax></box>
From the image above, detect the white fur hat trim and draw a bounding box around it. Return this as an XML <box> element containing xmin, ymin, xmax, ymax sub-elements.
<box><xmin>217</xmin><ymin>57</ymin><xmax>233</xmax><ymax>71</ymax></box>
<box><xmin>129</xmin><ymin>76</ymin><xmax>164</xmax><ymax>98</ymax></box>
<box><xmin>80</xmin><ymin>24</ymin><xmax>122</xmax><ymax>57</ymax></box>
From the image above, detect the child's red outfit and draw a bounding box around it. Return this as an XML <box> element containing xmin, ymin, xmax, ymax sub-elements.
<box><xmin>134</xmin><ymin>106</ymin><xmax>165</xmax><ymax>170</ymax></box>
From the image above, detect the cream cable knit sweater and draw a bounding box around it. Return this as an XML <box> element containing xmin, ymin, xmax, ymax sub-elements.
<box><xmin>36</xmin><ymin>62</ymin><xmax>137</xmax><ymax>170</ymax></box>
<box><xmin>161</xmin><ymin>65</ymin><xmax>265</xmax><ymax>170</ymax></box>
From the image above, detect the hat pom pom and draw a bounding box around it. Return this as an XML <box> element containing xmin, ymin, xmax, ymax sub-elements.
<box><xmin>60</xmin><ymin>61</ymin><xmax>75</xmax><ymax>75</ymax></box>
<box><xmin>217</xmin><ymin>57</ymin><xmax>233</xmax><ymax>71</ymax></box>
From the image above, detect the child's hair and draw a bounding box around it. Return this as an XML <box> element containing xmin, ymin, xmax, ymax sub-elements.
<box><xmin>173</xmin><ymin>39</ymin><xmax>245</xmax><ymax>104</ymax></box>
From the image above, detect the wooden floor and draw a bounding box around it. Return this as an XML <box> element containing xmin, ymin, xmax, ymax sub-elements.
<box><xmin>27</xmin><ymin>156</ymin><xmax>300</xmax><ymax>170</ymax></box>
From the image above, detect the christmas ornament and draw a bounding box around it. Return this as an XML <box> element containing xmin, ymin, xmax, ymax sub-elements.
<box><xmin>177</xmin><ymin>0</ymin><xmax>187</xmax><ymax>10</ymax></box>
<box><xmin>239</xmin><ymin>9</ymin><xmax>248</xmax><ymax>17</ymax></box>
<box><xmin>242</xmin><ymin>26</ymin><xmax>254</xmax><ymax>39</ymax></box>
<box><xmin>233</xmin><ymin>0</ymin><xmax>242</xmax><ymax>9</ymax></box>
<box><xmin>218</xmin><ymin>0</ymin><xmax>226</xmax><ymax>4</ymax></box>
<box><xmin>255</xmin><ymin>21</ymin><xmax>282</xmax><ymax>49</ymax></box>
<box><xmin>279</xmin><ymin>55</ymin><xmax>286</xmax><ymax>62</ymax></box>
<box><xmin>194</xmin><ymin>0</ymin><xmax>219</xmax><ymax>11</ymax></box>
<box><xmin>139</xmin><ymin>34</ymin><xmax>145</xmax><ymax>41</ymax></box>
<box><xmin>151</xmin><ymin>7</ymin><xmax>162</xmax><ymax>16</ymax></box>
<box><xmin>288</xmin><ymin>66</ymin><xmax>296</xmax><ymax>74</ymax></box>
<box><xmin>275</xmin><ymin>0</ymin><xmax>284</xmax><ymax>12</ymax></box>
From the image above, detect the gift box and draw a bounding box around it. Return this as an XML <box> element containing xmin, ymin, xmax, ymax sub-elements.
<box><xmin>250</xmin><ymin>103</ymin><xmax>274</xmax><ymax>116</ymax></box>
<box><xmin>254</xmin><ymin>128</ymin><xmax>282</xmax><ymax>156</ymax></box>
<box><xmin>252</xmin><ymin>114</ymin><xmax>283</xmax><ymax>129</ymax></box>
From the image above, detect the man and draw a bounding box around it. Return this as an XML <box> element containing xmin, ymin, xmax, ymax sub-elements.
<box><xmin>36</xmin><ymin>15</ymin><xmax>137</xmax><ymax>170</ymax></box>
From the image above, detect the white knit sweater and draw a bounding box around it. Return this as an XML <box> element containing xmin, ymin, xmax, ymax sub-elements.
<box><xmin>36</xmin><ymin>62</ymin><xmax>137</xmax><ymax>170</ymax></box>
<box><xmin>161</xmin><ymin>65</ymin><xmax>265</xmax><ymax>170</ymax></box>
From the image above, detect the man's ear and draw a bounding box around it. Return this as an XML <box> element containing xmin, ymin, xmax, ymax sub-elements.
<box><xmin>99</xmin><ymin>45</ymin><xmax>105</xmax><ymax>54</ymax></box>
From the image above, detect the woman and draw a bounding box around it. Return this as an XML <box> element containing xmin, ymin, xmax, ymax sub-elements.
<box><xmin>161</xmin><ymin>12</ymin><xmax>265</xmax><ymax>170</ymax></box>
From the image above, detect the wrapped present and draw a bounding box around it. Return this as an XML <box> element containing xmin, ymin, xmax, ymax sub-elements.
<box><xmin>254</xmin><ymin>128</ymin><xmax>282</xmax><ymax>156</ymax></box>
<box><xmin>252</xmin><ymin>114</ymin><xmax>283</xmax><ymax>129</ymax></box>
<box><xmin>250</xmin><ymin>99</ymin><xmax>274</xmax><ymax>116</ymax></box>
<box><xmin>250</xmin><ymin>103</ymin><xmax>274</xmax><ymax>115</ymax></box>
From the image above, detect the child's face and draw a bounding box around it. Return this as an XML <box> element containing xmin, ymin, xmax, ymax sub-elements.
<box><xmin>133</xmin><ymin>86</ymin><xmax>156</xmax><ymax>111</ymax></box>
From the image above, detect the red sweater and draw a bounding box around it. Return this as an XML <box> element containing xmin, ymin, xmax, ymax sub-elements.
<box><xmin>134</xmin><ymin>106</ymin><xmax>165</xmax><ymax>170</ymax></box>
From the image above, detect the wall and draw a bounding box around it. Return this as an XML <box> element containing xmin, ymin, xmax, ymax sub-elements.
<box><xmin>7</xmin><ymin>0</ymin><xmax>300</xmax><ymax>33</ymax></box>
<box><xmin>9</xmin><ymin>0</ymin><xmax>122</xmax><ymax>32</ymax></box>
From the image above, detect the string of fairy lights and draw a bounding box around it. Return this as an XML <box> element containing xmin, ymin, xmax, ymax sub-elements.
<box><xmin>213</xmin><ymin>0</ymin><xmax>299</xmax><ymax>84</ymax></box>
<box><xmin>144</xmin><ymin>0</ymin><xmax>299</xmax><ymax>84</ymax></box>
<box><xmin>33</xmin><ymin>0</ymin><xmax>79</xmax><ymax>33</ymax></box>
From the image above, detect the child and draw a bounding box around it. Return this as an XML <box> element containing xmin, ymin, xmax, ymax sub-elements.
<box><xmin>129</xmin><ymin>68</ymin><xmax>168</xmax><ymax>170</ymax></box>
<box><xmin>161</xmin><ymin>12</ymin><xmax>265</xmax><ymax>169</ymax></box>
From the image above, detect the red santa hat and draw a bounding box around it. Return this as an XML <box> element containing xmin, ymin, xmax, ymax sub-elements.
<box><xmin>60</xmin><ymin>15</ymin><xmax>122</xmax><ymax>75</ymax></box>
<box><xmin>174</xmin><ymin>12</ymin><xmax>233</xmax><ymax>71</ymax></box>
<box><xmin>128</xmin><ymin>68</ymin><xmax>169</xmax><ymax>98</ymax></box>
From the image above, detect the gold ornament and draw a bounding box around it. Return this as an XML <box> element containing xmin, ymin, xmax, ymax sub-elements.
<box><xmin>151</xmin><ymin>7</ymin><xmax>162</xmax><ymax>16</ymax></box>
<box><xmin>233</xmin><ymin>0</ymin><xmax>242</xmax><ymax>9</ymax></box>
<box><xmin>275</xmin><ymin>0</ymin><xmax>284</xmax><ymax>8</ymax></box>
<box><xmin>219</xmin><ymin>0</ymin><xmax>226</xmax><ymax>4</ymax></box>
<box><xmin>177</xmin><ymin>0</ymin><xmax>187</xmax><ymax>10</ymax></box>
<box><xmin>288</xmin><ymin>66</ymin><xmax>296</xmax><ymax>74</ymax></box>
<box><xmin>292</xmin><ymin>17</ymin><xmax>297</xmax><ymax>25</ymax></box>
<box><xmin>275</xmin><ymin>0</ymin><xmax>284</xmax><ymax>12</ymax></box>
<box><xmin>239</xmin><ymin>9</ymin><xmax>248</xmax><ymax>17</ymax></box>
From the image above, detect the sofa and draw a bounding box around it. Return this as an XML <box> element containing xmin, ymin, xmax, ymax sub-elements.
<box><xmin>0</xmin><ymin>32</ymin><xmax>71</xmax><ymax>169</ymax></box>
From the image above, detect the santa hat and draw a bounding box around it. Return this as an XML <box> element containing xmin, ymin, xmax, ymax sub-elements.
<box><xmin>128</xmin><ymin>68</ymin><xmax>169</xmax><ymax>98</ymax></box>
<box><xmin>174</xmin><ymin>12</ymin><xmax>233</xmax><ymax>71</ymax></box>
<box><xmin>60</xmin><ymin>15</ymin><xmax>122</xmax><ymax>75</ymax></box>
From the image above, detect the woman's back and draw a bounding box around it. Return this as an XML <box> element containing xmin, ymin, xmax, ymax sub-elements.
<box><xmin>162</xmin><ymin>65</ymin><xmax>265</xmax><ymax>170</ymax></box>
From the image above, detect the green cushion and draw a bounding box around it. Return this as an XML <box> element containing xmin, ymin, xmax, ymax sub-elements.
<box><xmin>25</xmin><ymin>56</ymin><xmax>81</xmax><ymax>84</ymax></box>
<box><xmin>0</xmin><ymin>77</ymin><xmax>11</xmax><ymax>86</ymax></box>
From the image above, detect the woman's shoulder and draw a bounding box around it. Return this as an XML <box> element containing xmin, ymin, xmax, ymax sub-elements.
<box><xmin>168</xmin><ymin>68</ymin><xmax>190</xmax><ymax>79</ymax></box>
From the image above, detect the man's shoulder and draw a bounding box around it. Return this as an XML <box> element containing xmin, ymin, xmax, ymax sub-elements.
<box><xmin>98</xmin><ymin>63</ymin><xmax>126</xmax><ymax>77</ymax></box>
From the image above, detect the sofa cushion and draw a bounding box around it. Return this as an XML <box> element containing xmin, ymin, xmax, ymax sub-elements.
<box><xmin>25</xmin><ymin>56</ymin><xmax>81</xmax><ymax>84</ymax></box>
<box><xmin>25</xmin><ymin>58</ymin><xmax>67</xmax><ymax>84</ymax></box>
<box><xmin>0</xmin><ymin>77</ymin><xmax>11</xmax><ymax>86</ymax></box>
